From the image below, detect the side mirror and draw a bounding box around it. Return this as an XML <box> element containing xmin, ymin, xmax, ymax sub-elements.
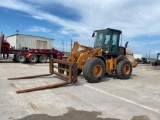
<box><xmin>92</xmin><ymin>32</ymin><xmax>95</xmax><ymax>37</ymax></box>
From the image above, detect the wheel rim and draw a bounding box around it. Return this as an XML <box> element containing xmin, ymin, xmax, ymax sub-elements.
<box><xmin>30</xmin><ymin>56</ymin><xmax>37</xmax><ymax>62</ymax></box>
<box><xmin>19</xmin><ymin>56</ymin><xmax>25</xmax><ymax>62</ymax></box>
<box><xmin>123</xmin><ymin>64</ymin><xmax>130</xmax><ymax>75</ymax></box>
<box><xmin>40</xmin><ymin>56</ymin><xmax>46</xmax><ymax>62</ymax></box>
<box><xmin>93</xmin><ymin>65</ymin><xmax>102</xmax><ymax>77</ymax></box>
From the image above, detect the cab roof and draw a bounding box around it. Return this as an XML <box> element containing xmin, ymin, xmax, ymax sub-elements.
<box><xmin>94</xmin><ymin>28</ymin><xmax>122</xmax><ymax>34</ymax></box>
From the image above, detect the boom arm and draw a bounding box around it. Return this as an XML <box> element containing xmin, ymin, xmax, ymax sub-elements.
<box><xmin>68</xmin><ymin>42</ymin><xmax>102</xmax><ymax>69</ymax></box>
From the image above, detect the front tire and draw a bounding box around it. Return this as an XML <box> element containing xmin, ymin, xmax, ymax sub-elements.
<box><xmin>116</xmin><ymin>59</ymin><xmax>132</xmax><ymax>79</ymax></box>
<box><xmin>83</xmin><ymin>57</ymin><xmax>105</xmax><ymax>83</ymax></box>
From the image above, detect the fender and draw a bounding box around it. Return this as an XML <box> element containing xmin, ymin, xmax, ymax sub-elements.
<box><xmin>96</xmin><ymin>56</ymin><xmax>106</xmax><ymax>65</ymax></box>
<box><xmin>76</xmin><ymin>48</ymin><xmax>101</xmax><ymax>69</ymax></box>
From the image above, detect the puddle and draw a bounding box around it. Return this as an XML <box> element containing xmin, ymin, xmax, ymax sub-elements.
<box><xmin>15</xmin><ymin>107</ymin><xmax>120</xmax><ymax>120</ymax></box>
<box><xmin>15</xmin><ymin>107</ymin><xmax>150</xmax><ymax>120</ymax></box>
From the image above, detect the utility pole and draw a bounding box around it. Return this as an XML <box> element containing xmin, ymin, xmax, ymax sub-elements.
<box><xmin>16</xmin><ymin>30</ymin><xmax>20</xmax><ymax>49</ymax></box>
<box><xmin>146</xmin><ymin>53</ymin><xmax>147</xmax><ymax>58</ymax></box>
<box><xmin>62</xmin><ymin>40</ymin><xmax>64</xmax><ymax>54</ymax></box>
<box><xmin>71</xmin><ymin>39</ymin><xmax>73</xmax><ymax>51</ymax></box>
<box><xmin>16</xmin><ymin>30</ymin><xmax>19</xmax><ymax>34</ymax></box>
<box><xmin>149</xmin><ymin>50</ymin><xmax>151</xmax><ymax>60</ymax></box>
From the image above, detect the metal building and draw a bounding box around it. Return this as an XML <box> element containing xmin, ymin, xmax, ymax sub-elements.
<box><xmin>134</xmin><ymin>54</ymin><xmax>143</xmax><ymax>59</ymax></box>
<box><xmin>7</xmin><ymin>34</ymin><xmax>53</xmax><ymax>49</ymax></box>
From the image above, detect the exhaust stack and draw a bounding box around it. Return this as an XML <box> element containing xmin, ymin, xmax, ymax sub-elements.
<box><xmin>125</xmin><ymin>41</ymin><xmax>129</xmax><ymax>48</ymax></box>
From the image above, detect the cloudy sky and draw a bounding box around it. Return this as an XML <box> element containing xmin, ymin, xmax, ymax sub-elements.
<box><xmin>0</xmin><ymin>0</ymin><xmax>160</xmax><ymax>58</ymax></box>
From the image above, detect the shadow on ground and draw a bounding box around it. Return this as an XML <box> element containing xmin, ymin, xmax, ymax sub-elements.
<box><xmin>0</xmin><ymin>60</ymin><xmax>15</xmax><ymax>63</ymax></box>
<box><xmin>15</xmin><ymin>107</ymin><xmax>150</xmax><ymax>120</ymax></box>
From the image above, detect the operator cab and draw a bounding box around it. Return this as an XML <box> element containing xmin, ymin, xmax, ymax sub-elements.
<box><xmin>92</xmin><ymin>28</ymin><xmax>122</xmax><ymax>56</ymax></box>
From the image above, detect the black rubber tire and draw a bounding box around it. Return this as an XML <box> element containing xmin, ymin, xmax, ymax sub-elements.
<box><xmin>77</xmin><ymin>68</ymin><xmax>82</xmax><ymax>76</ymax></box>
<box><xmin>116</xmin><ymin>59</ymin><xmax>132</xmax><ymax>79</ymax></box>
<box><xmin>29</xmin><ymin>55</ymin><xmax>38</xmax><ymax>63</ymax></box>
<box><xmin>12</xmin><ymin>54</ymin><xmax>17</xmax><ymax>62</ymax></box>
<box><xmin>152</xmin><ymin>62</ymin><xmax>156</xmax><ymax>66</ymax></box>
<box><xmin>49</xmin><ymin>54</ymin><xmax>53</xmax><ymax>58</ymax></box>
<box><xmin>83</xmin><ymin>57</ymin><xmax>105</xmax><ymax>83</ymax></box>
<box><xmin>49</xmin><ymin>53</ymin><xmax>57</xmax><ymax>59</ymax></box>
<box><xmin>39</xmin><ymin>55</ymin><xmax>47</xmax><ymax>63</ymax></box>
<box><xmin>16</xmin><ymin>53</ymin><xmax>26</xmax><ymax>63</ymax></box>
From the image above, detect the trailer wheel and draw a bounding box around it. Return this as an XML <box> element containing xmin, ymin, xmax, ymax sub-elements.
<box><xmin>39</xmin><ymin>55</ymin><xmax>47</xmax><ymax>63</ymax></box>
<box><xmin>29</xmin><ymin>55</ymin><xmax>38</xmax><ymax>63</ymax></box>
<box><xmin>16</xmin><ymin>53</ymin><xmax>26</xmax><ymax>63</ymax></box>
<box><xmin>49</xmin><ymin>53</ymin><xmax>57</xmax><ymax>58</ymax></box>
<box><xmin>49</xmin><ymin>54</ymin><xmax>53</xmax><ymax>58</ymax></box>
<box><xmin>116</xmin><ymin>59</ymin><xmax>132</xmax><ymax>79</ymax></box>
<box><xmin>83</xmin><ymin>57</ymin><xmax>105</xmax><ymax>83</ymax></box>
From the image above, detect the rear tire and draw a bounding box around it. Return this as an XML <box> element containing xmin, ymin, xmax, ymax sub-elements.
<box><xmin>29</xmin><ymin>55</ymin><xmax>38</xmax><ymax>63</ymax></box>
<box><xmin>39</xmin><ymin>55</ymin><xmax>47</xmax><ymax>63</ymax></box>
<box><xmin>16</xmin><ymin>53</ymin><xmax>26</xmax><ymax>63</ymax></box>
<box><xmin>83</xmin><ymin>57</ymin><xmax>105</xmax><ymax>83</ymax></box>
<box><xmin>116</xmin><ymin>59</ymin><xmax>132</xmax><ymax>79</ymax></box>
<box><xmin>152</xmin><ymin>62</ymin><xmax>156</xmax><ymax>66</ymax></box>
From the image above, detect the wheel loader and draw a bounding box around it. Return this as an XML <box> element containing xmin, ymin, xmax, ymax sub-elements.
<box><xmin>67</xmin><ymin>28</ymin><xmax>137</xmax><ymax>83</ymax></box>
<box><xmin>7</xmin><ymin>28</ymin><xmax>137</xmax><ymax>93</ymax></box>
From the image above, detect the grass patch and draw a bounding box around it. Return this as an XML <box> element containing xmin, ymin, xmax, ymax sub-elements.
<box><xmin>63</xmin><ymin>52</ymin><xmax>70</xmax><ymax>57</ymax></box>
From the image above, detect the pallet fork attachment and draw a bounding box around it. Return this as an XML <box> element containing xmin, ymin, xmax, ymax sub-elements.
<box><xmin>8</xmin><ymin>58</ymin><xmax>77</xmax><ymax>93</ymax></box>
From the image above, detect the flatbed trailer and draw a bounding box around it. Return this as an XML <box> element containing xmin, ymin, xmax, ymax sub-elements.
<box><xmin>0</xmin><ymin>34</ymin><xmax>67</xmax><ymax>63</ymax></box>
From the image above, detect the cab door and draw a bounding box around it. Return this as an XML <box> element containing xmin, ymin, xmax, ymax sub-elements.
<box><xmin>110</xmin><ymin>32</ymin><xmax>120</xmax><ymax>55</ymax></box>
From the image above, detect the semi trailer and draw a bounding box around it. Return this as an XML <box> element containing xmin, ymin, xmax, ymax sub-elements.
<box><xmin>0</xmin><ymin>33</ymin><xmax>67</xmax><ymax>63</ymax></box>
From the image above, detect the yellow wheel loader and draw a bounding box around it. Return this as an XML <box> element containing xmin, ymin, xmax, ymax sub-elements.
<box><xmin>7</xmin><ymin>28</ymin><xmax>137</xmax><ymax>93</ymax></box>
<box><xmin>67</xmin><ymin>28</ymin><xmax>137</xmax><ymax>83</ymax></box>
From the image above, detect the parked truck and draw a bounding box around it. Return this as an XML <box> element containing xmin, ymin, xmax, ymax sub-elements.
<box><xmin>0</xmin><ymin>33</ymin><xmax>67</xmax><ymax>63</ymax></box>
<box><xmin>138</xmin><ymin>57</ymin><xmax>150</xmax><ymax>64</ymax></box>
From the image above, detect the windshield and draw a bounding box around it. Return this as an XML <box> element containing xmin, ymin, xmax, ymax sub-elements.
<box><xmin>93</xmin><ymin>30</ymin><xmax>111</xmax><ymax>52</ymax></box>
<box><xmin>93</xmin><ymin>29</ymin><xmax>120</xmax><ymax>54</ymax></box>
